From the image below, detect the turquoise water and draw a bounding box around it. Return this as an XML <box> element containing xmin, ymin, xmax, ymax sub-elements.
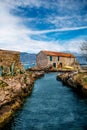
<box><xmin>4</xmin><ymin>73</ymin><xmax>87</xmax><ymax>130</ymax></box>
<box><xmin>23</xmin><ymin>63</ymin><xmax>36</xmax><ymax>69</ymax></box>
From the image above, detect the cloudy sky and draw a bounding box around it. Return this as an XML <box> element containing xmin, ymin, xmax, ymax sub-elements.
<box><xmin>0</xmin><ymin>0</ymin><xmax>87</xmax><ymax>53</ymax></box>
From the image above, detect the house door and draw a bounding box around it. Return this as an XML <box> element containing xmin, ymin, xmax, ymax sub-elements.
<box><xmin>60</xmin><ymin>63</ymin><xmax>62</xmax><ymax>67</ymax></box>
<box><xmin>53</xmin><ymin>63</ymin><xmax>56</xmax><ymax>68</ymax></box>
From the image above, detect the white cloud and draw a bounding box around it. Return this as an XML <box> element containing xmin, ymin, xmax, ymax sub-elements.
<box><xmin>27</xmin><ymin>26</ymin><xmax>87</xmax><ymax>34</ymax></box>
<box><xmin>63</xmin><ymin>40</ymin><xmax>82</xmax><ymax>53</ymax></box>
<box><xmin>3</xmin><ymin>0</ymin><xmax>87</xmax><ymax>12</ymax></box>
<box><xmin>3</xmin><ymin>0</ymin><xmax>49</xmax><ymax>9</ymax></box>
<box><xmin>47</xmin><ymin>14</ymin><xmax>87</xmax><ymax>28</ymax></box>
<box><xmin>0</xmin><ymin>0</ymin><xmax>87</xmax><ymax>54</ymax></box>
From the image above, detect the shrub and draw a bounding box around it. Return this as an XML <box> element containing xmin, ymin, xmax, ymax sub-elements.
<box><xmin>0</xmin><ymin>80</ymin><xmax>8</xmax><ymax>88</ymax></box>
<box><xmin>84</xmin><ymin>77</ymin><xmax>87</xmax><ymax>83</ymax></box>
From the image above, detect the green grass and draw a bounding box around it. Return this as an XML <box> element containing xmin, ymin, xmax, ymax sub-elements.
<box><xmin>84</xmin><ymin>77</ymin><xmax>87</xmax><ymax>83</ymax></box>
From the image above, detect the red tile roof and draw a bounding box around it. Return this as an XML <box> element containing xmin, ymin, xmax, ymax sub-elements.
<box><xmin>42</xmin><ymin>50</ymin><xmax>75</xmax><ymax>58</ymax></box>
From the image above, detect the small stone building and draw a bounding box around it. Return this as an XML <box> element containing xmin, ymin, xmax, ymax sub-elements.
<box><xmin>0</xmin><ymin>49</ymin><xmax>23</xmax><ymax>75</ymax></box>
<box><xmin>36</xmin><ymin>50</ymin><xmax>76</xmax><ymax>69</ymax></box>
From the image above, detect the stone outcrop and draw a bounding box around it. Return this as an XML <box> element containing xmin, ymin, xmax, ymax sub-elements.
<box><xmin>0</xmin><ymin>71</ymin><xmax>44</xmax><ymax>128</ymax></box>
<box><xmin>0</xmin><ymin>49</ymin><xmax>45</xmax><ymax>128</ymax></box>
<box><xmin>0</xmin><ymin>49</ymin><xmax>23</xmax><ymax>76</ymax></box>
<box><xmin>57</xmin><ymin>71</ymin><xmax>87</xmax><ymax>97</ymax></box>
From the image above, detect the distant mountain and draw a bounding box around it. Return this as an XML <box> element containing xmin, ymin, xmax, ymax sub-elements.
<box><xmin>20</xmin><ymin>52</ymin><xmax>36</xmax><ymax>69</ymax></box>
<box><xmin>75</xmin><ymin>55</ymin><xmax>87</xmax><ymax>65</ymax></box>
<box><xmin>73</xmin><ymin>53</ymin><xmax>87</xmax><ymax>65</ymax></box>
<box><xmin>20</xmin><ymin>52</ymin><xmax>36</xmax><ymax>64</ymax></box>
<box><xmin>63</xmin><ymin>51</ymin><xmax>87</xmax><ymax>65</ymax></box>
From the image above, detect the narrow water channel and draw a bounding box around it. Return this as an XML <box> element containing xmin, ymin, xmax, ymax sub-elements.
<box><xmin>4</xmin><ymin>73</ymin><xmax>87</xmax><ymax>130</ymax></box>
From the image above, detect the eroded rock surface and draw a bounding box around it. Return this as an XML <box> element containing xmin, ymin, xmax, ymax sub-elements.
<box><xmin>57</xmin><ymin>71</ymin><xmax>87</xmax><ymax>96</ymax></box>
<box><xmin>0</xmin><ymin>71</ymin><xmax>44</xmax><ymax>128</ymax></box>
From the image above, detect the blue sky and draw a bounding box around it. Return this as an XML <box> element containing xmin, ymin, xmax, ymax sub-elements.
<box><xmin>0</xmin><ymin>0</ymin><xmax>87</xmax><ymax>53</ymax></box>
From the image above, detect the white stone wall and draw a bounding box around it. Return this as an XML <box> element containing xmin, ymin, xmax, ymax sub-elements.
<box><xmin>36</xmin><ymin>52</ymin><xmax>48</xmax><ymax>68</ymax></box>
<box><xmin>47</xmin><ymin>56</ymin><xmax>75</xmax><ymax>68</ymax></box>
<box><xmin>36</xmin><ymin>51</ymin><xmax>75</xmax><ymax>69</ymax></box>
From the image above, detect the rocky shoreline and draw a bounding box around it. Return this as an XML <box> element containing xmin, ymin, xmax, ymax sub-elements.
<box><xmin>0</xmin><ymin>65</ymin><xmax>87</xmax><ymax>129</ymax></box>
<box><xmin>0</xmin><ymin>71</ymin><xmax>44</xmax><ymax>129</ymax></box>
<box><xmin>57</xmin><ymin>71</ymin><xmax>87</xmax><ymax>97</ymax></box>
<box><xmin>28</xmin><ymin>66</ymin><xmax>78</xmax><ymax>73</ymax></box>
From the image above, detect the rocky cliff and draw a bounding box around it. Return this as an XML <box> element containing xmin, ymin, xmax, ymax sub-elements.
<box><xmin>0</xmin><ymin>49</ymin><xmax>44</xmax><ymax>128</ymax></box>
<box><xmin>57</xmin><ymin>71</ymin><xmax>87</xmax><ymax>97</ymax></box>
<box><xmin>0</xmin><ymin>71</ymin><xmax>44</xmax><ymax>128</ymax></box>
<box><xmin>0</xmin><ymin>49</ymin><xmax>23</xmax><ymax>76</ymax></box>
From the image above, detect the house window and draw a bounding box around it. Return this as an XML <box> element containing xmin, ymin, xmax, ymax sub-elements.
<box><xmin>58</xmin><ymin>56</ymin><xmax>60</xmax><ymax>61</ymax></box>
<box><xmin>50</xmin><ymin>56</ymin><xmax>52</xmax><ymax>61</ymax></box>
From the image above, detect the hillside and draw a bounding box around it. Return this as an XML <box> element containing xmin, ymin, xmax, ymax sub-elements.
<box><xmin>20</xmin><ymin>52</ymin><xmax>36</xmax><ymax>69</ymax></box>
<box><xmin>20</xmin><ymin>52</ymin><xmax>36</xmax><ymax>64</ymax></box>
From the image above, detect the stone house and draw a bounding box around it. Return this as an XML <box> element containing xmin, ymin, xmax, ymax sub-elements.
<box><xmin>0</xmin><ymin>49</ymin><xmax>23</xmax><ymax>75</ymax></box>
<box><xmin>36</xmin><ymin>50</ymin><xmax>76</xmax><ymax>69</ymax></box>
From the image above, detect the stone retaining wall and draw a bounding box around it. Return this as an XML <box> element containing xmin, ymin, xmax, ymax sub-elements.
<box><xmin>0</xmin><ymin>49</ymin><xmax>23</xmax><ymax>75</ymax></box>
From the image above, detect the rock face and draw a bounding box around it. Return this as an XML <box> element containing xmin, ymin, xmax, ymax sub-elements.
<box><xmin>0</xmin><ymin>49</ymin><xmax>23</xmax><ymax>76</ymax></box>
<box><xmin>0</xmin><ymin>71</ymin><xmax>44</xmax><ymax>128</ymax></box>
<box><xmin>0</xmin><ymin>49</ymin><xmax>44</xmax><ymax>128</ymax></box>
<box><xmin>57</xmin><ymin>71</ymin><xmax>87</xmax><ymax>97</ymax></box>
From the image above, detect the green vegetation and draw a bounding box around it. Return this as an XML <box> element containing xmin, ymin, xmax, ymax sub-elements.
<box><xmin>10</xmin><ymin>63</ymin><xmax>15</xmax><ymax>76</ymax></box>
<box><xmin>0</xmin><ymin>66</ymin><xmax>3</xmax><ymax>76</ymax></box>
<box><xmin>0</xmin><ymin>63</ymin><xmax>25</xmax><ymax>77</ymax></box>
<box><xmin>29</xmin><ymin>71</ymin><xmax>33</xmax><ymax>77</ymax></box>
<box><xmin>0</xmin><ymin>80</ymin><xmax>8</xmax><ymax>88</ymax></box>
<box><xmin>23</xmin><ymin>75</ymin><xmax>27</xmax><ymax>83</ymax></box>
<box><xmin>84</xmin><ymin>77</ymin><xmax>87</xmax><ymax>83</ymax></box>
